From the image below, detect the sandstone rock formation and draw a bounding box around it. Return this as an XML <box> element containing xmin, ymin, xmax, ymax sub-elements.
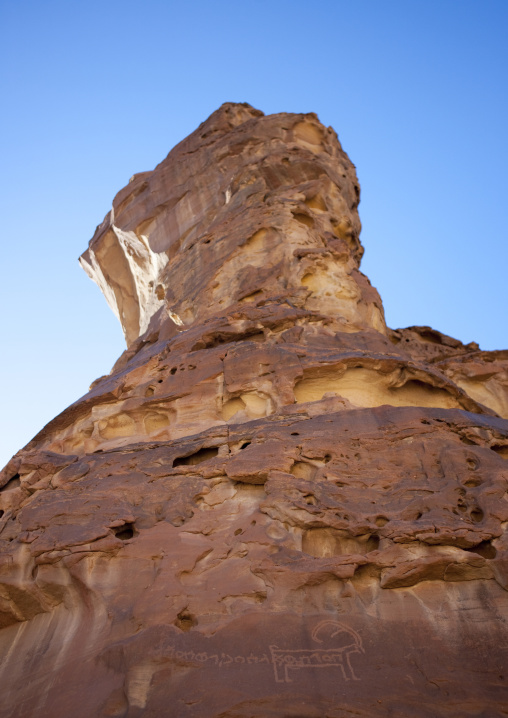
<box><xmin>1</xmin><ymin>103</ymin><xmax>508</xmax><ymax>717</ymax></box>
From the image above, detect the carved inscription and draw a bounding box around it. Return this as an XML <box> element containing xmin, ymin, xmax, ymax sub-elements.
<box><xmin>171</xmin><ymin>649</ymin><xmax>270</xmax><ymax>667</ymax></box>
<box><xmin>164</xmin><ymin>620</ymin><xmax>364</xmax><ymax>684</ymax></box>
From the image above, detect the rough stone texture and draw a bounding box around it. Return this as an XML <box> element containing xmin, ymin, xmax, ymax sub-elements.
<box><xmin>1</xmin><ymin>103</ymin><xmax>508</xmax><ymax>717</ymax></box>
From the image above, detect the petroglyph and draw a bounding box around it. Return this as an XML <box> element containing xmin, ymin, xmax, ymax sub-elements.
<box><xmin>270</xmin><ymin>621</ymin><xmax>364</xmax><ymax>683</ymax></box>
<box><xmin>169</xmin><ymin>648</ymin><xmax>271</xmax><ymax>667</ymax></box>
<box><xmin>148</xmin><ymin>620</ymin><xmax>364</xmax><ymax>685</ymax></box>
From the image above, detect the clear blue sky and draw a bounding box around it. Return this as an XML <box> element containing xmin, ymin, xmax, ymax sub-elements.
<box><xmin>1</xmin><ymin>0</ymin><xmax>507</xmax><ymax>468</ymax></box>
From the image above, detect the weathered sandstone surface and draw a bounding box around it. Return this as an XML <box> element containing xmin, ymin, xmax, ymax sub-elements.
<box><xmin>1</xmin><ymin>103</ymin><xmax>507</xmax><ymax>717</ymax></box>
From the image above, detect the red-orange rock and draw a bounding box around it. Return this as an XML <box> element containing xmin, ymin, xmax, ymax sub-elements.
<box><xmin>1</xmin><ymin>103</ymin><xmax>507</xmax><ymax>717</ymax></box>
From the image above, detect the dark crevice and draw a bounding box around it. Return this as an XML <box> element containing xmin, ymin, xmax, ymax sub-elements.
<box><xmin>0</xmin><ymin>474</ymin><xmax>21</xmax><ymax>492</ymax></box>
<box><xmin>464</xmin><ymin>477</ymin><xmax>483</xmax><ymax>487</ymax></box>
<box><xmin>460</xmin><ymin>436</ymin><xmax>477</xmax><ymax>445</ymax></box>
<box><xmin>173</xmin><ymin>448</ymin><xmax>219</xmax><ymax>467</ymax></box>
<box><xmin>367</xmin><ymin>535</ymin><xmax>380</xmax><ymax>552</ymax></box>
<box><xmin>114</xmin><ymin>523</ymin><xmax>135</xmax><ymax>541</ymax></box>
<box><xmin>470</xmin><ymin>507</ymin><xmax>484</xmax><ymax>523</ymax></box>
<box><xmin>466</xmin><ymin>541</ymin><xmax>497</xmax><ymax>559</ymax></box>
<box><xmin>191</xmin><ymin>330</ymin><xmax>266</xmax><ymax>352</ymax></box>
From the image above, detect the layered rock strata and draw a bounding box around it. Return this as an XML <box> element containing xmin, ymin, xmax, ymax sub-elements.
<box><xmin>1</xmin><ymin>103</ymin><xmax>507</xmax><ymax>717</ymax></box>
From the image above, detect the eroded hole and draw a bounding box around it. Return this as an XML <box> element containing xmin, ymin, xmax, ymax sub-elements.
<box><xmin>114</xmin><ymin>524</ymin><xmax>135</xmax><ymax>541</ymax></box>
<box><xmin>292</xmin><ymin>212</ymin><xmax>314</xmax><ymax>228</ymax></box>
<box><xmin>145</xmin><ymin>411</ymin><xmax>171</xmax><ymax>434</ymax></box>
<box><xmin>170</xmin><ymin>367</ymin><xmax>177</xmax><ymax>375</ymax></box>
<box><xmin>470</xmin><ymin>508</ymin><xmax>484</xmax><ymax>523</ymax></box>
<box><xmin>172</xmin><ymin>516</ymin><xmax>187</xmax><ymax>527</ymax></box>
<box><xmin>305</xmin><ymin>194</ymin><xmax>327</xmax><ymax>211</ymax></box>
<box><xmin>234</xmin><ymin>528</ymin><xmax>243</xmax><ymax>536</ymax></box>
<box><xmin>368</xmin><ymin>536</ymin><xmax>380</xmax><ymax>551</ymax></box>
<box><xmin>331</xmin><ymin>216</ymin><xmax>354</xmax><ymax>241</ymax></box>
<box><xmin>492</xmin><ymin>445</ymin><xmax>508</xmax><ymax>458</ymax></box>
<box><xmin>294</xmin><ymin>121</ymin><xmax>323</xmax><ymax>146</ymax></box>
<box><xmin>239</xmin><ymin>290</ymin><xmax>263</xmax><ymax>303</ymax></box>
<box><xmin>302</xmin><ymin>529</ymin><xmax>379</xmax><ymax>557</ymax></box>
<box><xmin>239</xmin><ymin>442</ymin><xmax>251</xmax><ymax>450</ymax></box>
<box><xmin>464</xmin><ymin>478</ymin><xmax>483</xmax><ymax>487</ymax></box>
<box><xmin>0</xmin><ymin>474</ymin><xmax>21</xmax><ymax>492</ymax></box>
<box><xmin>175</xmin><ymin>611</ymin><xmax>197</xmax><ymax>632</ymax></box>
<box><xmin>291</xmin><ymin>462</ymin><xmax>317</xmax><ymax>480</ymax></box>
<box><xmin>466</xmin><ymin>458</ymin><xmax>479</xmax><ymax>470</ymax></box>
<box><xmin>247</xmin><ymin>332</ymin><xmax>265</xmax><ymax>343</ymax></box>
<box><xmin>294</xmin><ymin>367</ymin><xmax>459</xmax><ymax>410</ymax></box>
<box><xmin>145</xmin><ymin>386</ymin><xmax>155</xmax><ymax>397</ymax></box>
<box><xmin>466</xmin><ymin>541</ymin><xmax>497</xmax><ymax>559</ymax></box>
<box><xmin>244</xmin><ymin>228</ymin><xmax>267</xmax><ymax>251</ymax></box>
<box><xmin>222</xmin><ymin>397</ymin><xmax>246</xmax><ymax>420</ymax></box>
<box><xmin>173</xmin><ymin>448</ymin><xmax>219</xmax><ymax>467</ymax></box>
<box><xmin>303</xmin><ymin>494</ymin><xmax>317</xmax><ymax>505</ymax></box>
<box><xmin>375</xmin><ymin>516</ymin><xmax>389</xmax><ymax>527</ymax></box>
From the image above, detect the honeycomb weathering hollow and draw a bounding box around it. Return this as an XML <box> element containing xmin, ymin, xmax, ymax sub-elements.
<box><xmin>1</xmin><ymin>103</ymin><xmax>508</xmax><ymax>717</ymax></box>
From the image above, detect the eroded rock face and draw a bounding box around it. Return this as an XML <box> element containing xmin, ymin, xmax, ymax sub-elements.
<box><xmin>1</xmin><ymin>103</ymin><xmax>507</xmax><ymax>717</ymax></box>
